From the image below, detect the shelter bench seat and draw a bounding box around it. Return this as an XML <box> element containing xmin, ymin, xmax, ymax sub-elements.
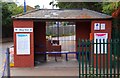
<box><xmin>35</xmin><ymin>51</ymin><xmax>90</xmax><ymax>62</ymax></box>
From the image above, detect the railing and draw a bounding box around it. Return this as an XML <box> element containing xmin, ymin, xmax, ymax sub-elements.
<box><xmin>78</xmin><ymin>39</ymin><xmax>120</xmax><ymax>78</ymax></box>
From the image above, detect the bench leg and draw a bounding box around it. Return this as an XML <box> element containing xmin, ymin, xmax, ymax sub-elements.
<box><xmin>66</xmin><ymin>53</ymin><xmax>68</xmax><ymax>61</ymax></box>
<box><xmin>45</xmin><ymin>54</ymin><xmax>47</xmax><ymax>61</ymax></box>
<box><xmin>55</xmin><ymin>54</ymin><xmax>57</xmax><ymax>62</ymax></box>
<box><xmin>76</xmin><ymin>53</ymin><xmax>78</xmax><ymax>60</ymax></box>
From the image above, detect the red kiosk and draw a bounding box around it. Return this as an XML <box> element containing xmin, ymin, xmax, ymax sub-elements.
<box><xmin>12</xmin><ymin>9</ymin><xmax>112</xmax><ymax>67</ymax></box>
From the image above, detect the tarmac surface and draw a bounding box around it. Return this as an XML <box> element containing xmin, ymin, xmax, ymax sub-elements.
<box><xmin>11</xmin><ymin>59</ymin><xmax>79</xmax><ymax>76</ymax></box>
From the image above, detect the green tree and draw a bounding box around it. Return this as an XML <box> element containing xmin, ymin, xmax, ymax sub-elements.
<box><xmin>2</xmin><ymin>2</ymin><xmax>12</xmax><ymax>27</ymax></box>
<box><xmin>55</xmin><ymin>2</ymin><xmax>103</xmax><ymax>12</ymax></box>
<box><xmin>102</xmin><ymin>2</ymin><xmax>120</xmax><ymax>15</ymax></box>
<box><xmin>2</xmin><ymin>2</ymin><xmax>23</xmax><ymax>38</ymax></box>
<box><xmin>7</xmin><ymin>3</ymin><xmax>23</xmax><ymax>15</ymax></box>
<box><xmin>34</xmin><ymin>5</ymin><xmax>40</xmax><ymax>9</ymax></box>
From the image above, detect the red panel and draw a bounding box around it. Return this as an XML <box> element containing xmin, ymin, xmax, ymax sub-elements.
<box><xmin>13</xmin><ymin>20</ymin><xmax>34</xmax><ymax>67</ymax></box>
<box><xmin>76</xmin><ymin>21</ymin><xmax>91</xmax><ymax>52</ymax></box>
<box><xmin>91</xmin><ymin>20</ymin><xmax>111</xmax><ymax>68</ymax></box>
<box><xmin>91</xmin><ymin>20</ymin><xmax>111</xmax><ymax>39</ymax></box>
<box><xmin>13</xmin><ymin>20</ymin><xmax>33</xmax><ymax>27</ymax></box>
<box><xmin>34</xmin><ymin>22</ymin><xmax>46</xmax><ymax>52</ymax></box>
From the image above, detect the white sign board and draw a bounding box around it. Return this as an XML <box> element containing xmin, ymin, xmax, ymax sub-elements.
<box><xmin>94</xmin><ymin>23</ymin><xmax>100</xmax><ymax>30</ymax></box>
<box><xmin>14</xmin><ymin>28</ymin><xmax>33</xmax><ymax>32</ymax></box>
<box><xmin>94</xmin><ymin>33</ymin><xmax>108</xmax><ymax>54</ymax></box>
<box><xmin>101</xmin><ymin>23</ymin><xmax>106</xmax><ymax>30</ymax></box>
<box><xmin>16</xmin><ymin>34</ymin><xmax>30</xmax><ymax>55</ymax></box>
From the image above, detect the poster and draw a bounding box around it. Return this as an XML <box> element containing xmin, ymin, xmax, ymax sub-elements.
<box><xmin>101</xmin><ymin>23</ymin><xmax>106</xmax><ymax>30</ymax></box>
<box><xmin>94</xmin><ymin>33</ymin><xmax>108</xmax><ymax>54</ymax></box>
<box><xmin>94</xmin><ymin>23</ymin><xmax>100</xmax><ymax>30</ymax></box>
<box><xmin>16</xmin><ymin>33</ymin><xmax>30</xmax><ymax>55</ymax></box>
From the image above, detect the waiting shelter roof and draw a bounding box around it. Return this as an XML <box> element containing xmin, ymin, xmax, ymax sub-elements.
<box><xmin>12</xmin><ymin>8</ymin><xmax>112</xmax><ymax>20</ymax></box>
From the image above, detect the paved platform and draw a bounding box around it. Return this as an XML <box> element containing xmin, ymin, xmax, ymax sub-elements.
<box><xmin>11</xmin><ymin>59</ymin><xmax>79</xmax><ymax>76</ymax></box>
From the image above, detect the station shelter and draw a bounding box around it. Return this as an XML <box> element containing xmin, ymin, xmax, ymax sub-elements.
<box><xmin>12</xmin><ymin>8</ymin><xmax>112</xmax><ymax>67</ymax></box>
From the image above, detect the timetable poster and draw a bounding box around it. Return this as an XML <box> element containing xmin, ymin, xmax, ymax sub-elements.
<box><xmin>16</xmin><ymin>33</ymin><xmax>30</xmax><ymax>55</ymax></box>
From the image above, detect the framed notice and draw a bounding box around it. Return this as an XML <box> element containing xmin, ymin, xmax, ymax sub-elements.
<box><xmin>94</xmin><ymin>33</ymin><xmax>108</xmax><ymax>54</ymax></box>
<box><xmin>16</xmin><ymin>33</ymin><xmax>30</xmax><ymax>55</ymax></box>
<box><xmin>101</xmin><ymin>23</ymin><xmax>106</xmax><ymax>30</ymax></box>
<box><xmin>94</xmin><ymin>23</ymin><xmax>100</xmax><ymax>30</ymax></box>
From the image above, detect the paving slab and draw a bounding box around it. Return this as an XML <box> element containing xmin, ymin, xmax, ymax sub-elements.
<box><xmin>11</xmin><ymin>59</ymin><xmax>79</xmax><ymax>76</ymax></box>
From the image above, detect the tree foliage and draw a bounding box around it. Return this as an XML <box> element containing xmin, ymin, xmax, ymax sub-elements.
<box><xmin>2</xmin><ymin>2</ymin><xmax>23</xmax><ymax>38</ymax></box>
<box><xmin>2</xmin><ymin>2</ymin><xmax>23</xmax><ymax>26</ymax></box>
<box><xmin>102</xmin><ymin>2</ymin><xmax>120</xmax><ymax>15</ymax></box>
<box><xmin>34</xmin><ymin>5</ymin><xmax>40</xmax><ymax>9</ymax></box>
<box><xmin>7</xmin><ymin>3</ymin><xmax>23</xmax><ymax>15</ymax></box>
<box><xmin>57</xmin><ymin>2</ymin><xmax>103</xmax><ymax>12</ymax></box>
<box><xmin>2</xmin><ymin>2</ymin><xmax>13</xmax><ymax>28</ymax></box>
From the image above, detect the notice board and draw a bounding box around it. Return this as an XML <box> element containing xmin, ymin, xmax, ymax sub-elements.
<box><xmin>94</xmin><ymin>33</ymin><xmax>108</xmax><ymax>54</ymax></box>
<box><xmin>16</xmin><ymin>33</ymin><xmax>30</xmax><ymax>55</ymax></box>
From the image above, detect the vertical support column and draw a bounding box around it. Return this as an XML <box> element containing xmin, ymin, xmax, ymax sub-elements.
<box><xmin>91</xmin><ymin>20</ymin><xmax>111</xmax><ymax>68</ymax></box>
<box><xmin>13</xmin><ymin>20</ymin><xmax>34</xmax><ymax>67</ymax></box>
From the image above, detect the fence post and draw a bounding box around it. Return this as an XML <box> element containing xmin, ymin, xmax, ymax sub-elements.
<box><xmin>81</xmin><ymin>39</ymin><xmax>84</xmax><ymax>78</ymax></box>
<box><xmin>78</xmin><ymin>39</ymin><xmax>81</xmax><ymax>78</ymax></box>
<box><xmin>96</xmin><ymin>39</ymin><xmax>98</xmax><ymax>77</ymax></box>
<box><xmin>6</xmin><ymin>48</ymin><xmax>10</xmax><ymax>78</ymax></box>
<box><xmin>110</xmin><ymin>39</ymin><xmax>112</xmax><ymax>78</ymax></box>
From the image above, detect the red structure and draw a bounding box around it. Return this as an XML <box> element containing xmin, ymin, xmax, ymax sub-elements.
<box><xmin>13</xmin><ymin>20</ymin><xmax>34</xmax><ymax>67</ymax></box>
<box><xmin>91</xmin><ymin>20</ymin><xmax>111</xmax><ymax>68</ymax></box>
<box><xmin>112</xmin><ymin>7</ymin><xmax>120</xmax><ymax>18</ymax></box>
<box><xmin>12</xmin><ymin>9</ymin><xmax>112</xmax><ymax>67</ymax></box>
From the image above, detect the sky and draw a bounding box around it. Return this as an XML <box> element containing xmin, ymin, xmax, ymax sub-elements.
<box><xmin>14</xmin><ymin>0</ymin><xmax>58</xmax><ymax>9</ymax></box>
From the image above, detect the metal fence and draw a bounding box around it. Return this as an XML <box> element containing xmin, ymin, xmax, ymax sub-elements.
<box><xmin>46</xmin><ymin>24</ymin><xmax>76</xmax><ymax>53</ymax></box>
<box><xmin>77</xmin><ymin>39</ymin><xmax>120</xmax><ymax>78</ymax></box>
<box><xmin>46</xmin><ymin>25</ymin><xmax>75</xmax><ymax>37</ymax></box>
